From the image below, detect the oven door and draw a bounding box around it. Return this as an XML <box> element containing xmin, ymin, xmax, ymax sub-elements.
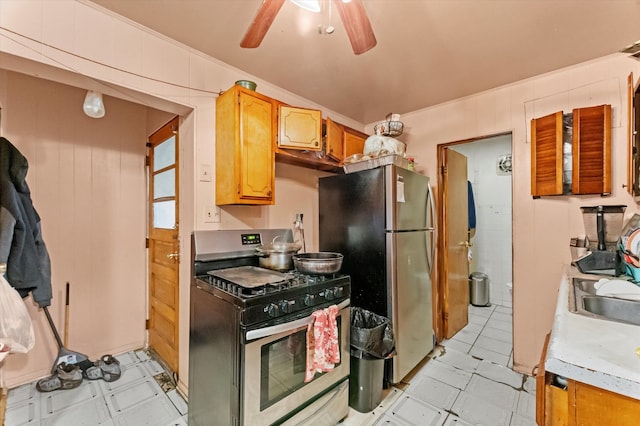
<box><xmin>243</xmin><ymin>301</ymin><xmax>350</xmax><ymax>426</ymax></box>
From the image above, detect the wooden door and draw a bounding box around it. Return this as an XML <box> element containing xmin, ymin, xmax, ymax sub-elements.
<box><xmin>572</xmin><ymin>104</ymin><xmax>611</xmax><ymax>195</ymax></box>
<box><xmin>147</xmin><ymin>117</ymin><xmax>180</xmax><ymax>374</ymax></box>
<box><xmin>531</xmin><ymin>111</ymin><xmax>564</xmax><ymax>196</ymax></box>
<box><xmin>442</xmin><ymin>148</ymin><xmax>469</xmax><ymax>339</ymax></box>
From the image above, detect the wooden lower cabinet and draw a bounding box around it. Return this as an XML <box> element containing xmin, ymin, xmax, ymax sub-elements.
<box><xmin>537</xmin><ymin>333</ymin><xmax>568</xmax><ymax>425</ymax></box>
<box><xmin>537</xmin><ymin>333</ymin><xmax>640</xmax><ymax>425</ymax></box>
<box><xmin>571</xmin><ymin>381</ymin><xmax>640</xmax><ymax>425</ymax></box>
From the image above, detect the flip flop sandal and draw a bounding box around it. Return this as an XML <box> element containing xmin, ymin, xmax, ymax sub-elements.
<box><xmin>83</xmin><ymin>354</ymin><xmax>121</xmax><ymax>382</ymax></box>
<box><xmin>36</xmin><ymin>362</ymin><xmax>83</xmax><ymax>392</ymax></box>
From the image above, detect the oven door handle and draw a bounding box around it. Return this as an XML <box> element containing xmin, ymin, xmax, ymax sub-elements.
<box><xmin>245</xmin><ymin>299</ymin><xmax>350</xmax><ymax>342</ymax></box>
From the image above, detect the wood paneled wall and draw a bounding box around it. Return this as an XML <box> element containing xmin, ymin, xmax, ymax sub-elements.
<box><xmin>0</xmin><ymin>70</ymin><xmax>151</xmax><ymax>386</ymax></box>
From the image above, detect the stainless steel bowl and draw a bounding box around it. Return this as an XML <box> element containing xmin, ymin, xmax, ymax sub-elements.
<box><xmin>292</xmin><ymin>252</ymin><xmax>343</xmax><ymax>275</ymax></box>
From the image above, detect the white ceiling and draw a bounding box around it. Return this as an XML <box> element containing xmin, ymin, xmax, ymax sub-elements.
<box><xmin>88</xmin><ymin>0</ymin><xmax>640</xmax><ymax>124</ymax></box>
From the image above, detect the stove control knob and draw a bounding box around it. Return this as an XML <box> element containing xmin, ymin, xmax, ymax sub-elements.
<box><xmin>266</xmin><ymin>303</ymin><xmax>279</xmax><ymax>318</ymax></box>
<box><xmin>334</xmin><ymin>286</ymin><xmax>344</xmax><ymax>298</ymax></box>
<box><xmin>303</xmin><ymin>294</ymin><xmax>315</xmax><ymax>306</ymax></box>
<box><xmin>279</xmin><ymin>300</ymin><xmax>293</xmax><ymax>313</ymax></box>
<box><xmin>324</xmin><ymin>288</ymin><xmax>335</xmax><ymax>301</ymax></box>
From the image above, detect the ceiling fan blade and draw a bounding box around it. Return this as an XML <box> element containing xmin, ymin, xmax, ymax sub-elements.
<box><xmin>334</xmin><ymin>0</ymin><xmax>377</xmax><ymax>55</ymax></box>
<box><xmin>240</xmin><ymin>0</ymin><xmax>286</xmax><ymax>48</ymax></box>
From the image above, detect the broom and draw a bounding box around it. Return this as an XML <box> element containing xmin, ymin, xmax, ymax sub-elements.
<box><xmin>42</xmin><ymin>282</ymin><xmax>89</xmax><ymax>373</ymax></box>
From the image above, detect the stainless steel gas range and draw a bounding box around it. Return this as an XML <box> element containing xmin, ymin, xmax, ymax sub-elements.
<box><xmin>188</xmin><ymin>229</ymin><xmax>351</xmax><ymax>426</ymax></box>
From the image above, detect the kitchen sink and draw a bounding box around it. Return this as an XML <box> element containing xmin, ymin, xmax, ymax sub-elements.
<box><xmin>569</xmin><ymin>277</ymin><xmax>640</xmax><ymax>326</ymax></box>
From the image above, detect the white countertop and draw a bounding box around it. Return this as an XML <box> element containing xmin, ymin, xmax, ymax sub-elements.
<box><xmin>545</xmin><ymin>266</ymin><xmax>640</xmax><ymax>399</ymax></box>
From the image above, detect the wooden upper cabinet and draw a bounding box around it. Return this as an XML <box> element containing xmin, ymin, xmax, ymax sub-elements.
<box><xmin>531</xmin><ymin>111</ymin><xmax>564</xmax><ymax>196</ymax></box>
<box><xmin>325</xmin><ymin>117</ymin><xmax>344</xmax><ymax>161</ymax></box>
<box><xmin>531</xmin><ymin>105</ymin><xmax>611</xmax><ymax>197</ymax></box>
<box><xmin>572</xmin><ymin>104</ymin><xmax>611</xmax><ymax>195</ymax></box>
<box><xmin>216</xmin><ymin>85</ymin><xmax>275</xmax><ymax>205</ymax></box>
<box><xmin>277</xmin><ymin>104</ymin><xmax>322</xmax><ymax>151</ymax></box>
<box><xmin>344</xmin><ymin>127</ymin><xmax>368</xmax><ymax>159</ymax></box>
<box><xmin>628</xmin><ymin>73</ymin><xmax>640</xmax><ymax>198</ymax></box>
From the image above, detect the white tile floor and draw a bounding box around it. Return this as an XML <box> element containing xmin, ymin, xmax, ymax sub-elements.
<box><xmin>342</xmin><ymin>304</ymin><xmax>537</xmax><ymax>426</ymax></box>
<box><xmin>4</xmin><ymin>304</ymin><xmax>532</xmax><ymax>426</ymax></box>
<box><xmin>4</xmin><ymin>349</ymin><xmax>188</xmax><ymax>426</ymax></box>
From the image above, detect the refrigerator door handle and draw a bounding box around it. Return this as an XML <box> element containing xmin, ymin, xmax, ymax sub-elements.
<box><xmin>426</xmin><ymin>183</ymin><xmax>437</xmax><ymax>271</ymax></box>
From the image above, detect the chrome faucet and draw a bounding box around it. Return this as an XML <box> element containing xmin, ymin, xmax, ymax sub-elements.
<box><xmin>293</xmin><ymin>213</ymin><xmax>306</xmax><ymax>253</ymax></box>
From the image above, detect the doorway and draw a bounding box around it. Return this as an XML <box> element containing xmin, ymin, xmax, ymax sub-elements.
<box><xmin>147</xmin><ymin>116</ymin><xmax>180</xmax><ymax>376</ymax></box>
<box><xmin>436</xmin><ymin>133</ymin><xmax>513</xmax><ymax>344</ymax></box>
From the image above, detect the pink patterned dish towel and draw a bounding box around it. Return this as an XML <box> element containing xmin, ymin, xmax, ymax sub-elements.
<box><xmin>304</xmin><ymin>305</ymin><xmax>340</xmax><ymax>383</ymax></box>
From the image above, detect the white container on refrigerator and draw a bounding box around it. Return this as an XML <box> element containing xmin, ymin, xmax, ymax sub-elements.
<box><xmin>319</xmin><ymin>164</ymin><xmax>436</xmax><ymax>385</ymax></box>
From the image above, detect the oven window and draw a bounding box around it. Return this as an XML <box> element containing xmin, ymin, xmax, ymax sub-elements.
<box><xmin>260</xmin><ymin>317</ymin><xmax>342</xmax><ymax>410</ymax></box>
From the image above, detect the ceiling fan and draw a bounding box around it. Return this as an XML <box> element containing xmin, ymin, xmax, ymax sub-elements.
<box><xmin>240</xmin><ymin>0</ymin><xmax>377</xmax><ymax>55</ymax></box>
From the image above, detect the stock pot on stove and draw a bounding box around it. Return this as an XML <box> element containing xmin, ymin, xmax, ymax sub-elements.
<box><xmin>256</xmin><ymin>240</ymin><xmax>301</xmax><ymax>271</ymax></box>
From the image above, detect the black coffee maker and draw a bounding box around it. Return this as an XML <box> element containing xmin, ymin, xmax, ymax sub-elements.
<box><xmin>574</xmin><ymin>205</ymin><xmax>626</xmax><ymax>276</ymax></box>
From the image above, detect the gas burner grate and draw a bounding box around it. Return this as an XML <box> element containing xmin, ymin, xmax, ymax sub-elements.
<box><xmin>197</xmin><ymin>274</ymin><xmax>306</xmax><ymax>298</ymax></box>
<box><xmin>290</xmin><ymin>272</ymin><xmax>341</xmax><ymax>283</ymax></box>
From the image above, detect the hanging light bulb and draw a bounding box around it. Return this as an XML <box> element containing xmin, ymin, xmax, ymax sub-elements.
<box><xmin>83</xmin><ymin>90</ymin><xmax>105</xmax><ymax>118</ymax></box>
<box><xmin>290</xmin><ymin>0</ymin><xmax>320</xmax><ymax>12</ymax></box>
<box><xmin>325</xmin><ymin>0</ymin><xmax>335</xmax><ymax>34</ymax></box>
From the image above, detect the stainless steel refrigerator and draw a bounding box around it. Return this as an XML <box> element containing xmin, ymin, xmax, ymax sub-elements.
<box><xmin>319</xmin><ymin>164</ymin><xmax>436</xmax><ymax>385</ymax></box>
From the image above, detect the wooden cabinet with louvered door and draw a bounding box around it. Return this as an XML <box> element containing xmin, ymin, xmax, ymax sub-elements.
<box><xmin>531</xmin><ymin>105</ymin><xmax>611</xmax><ymax>197</ymax></box>
<box><xmin>216</xmin><ymin>85</ymin><xmax>275</xmax><ymax>205</ymax></box>
<box><xmin>572</xmin><ymin>104</ymin><xmax>611</xmax><ymax>195</ymax></box>
<box><xmin>531</xmin><ymin>111</ymin><xmax>564</xmax><ymax>196</ymax></box>
<box><xmin>628</xmin><ymin>72</ymin><xmax>640</xmax><ymax>197</ymax></box>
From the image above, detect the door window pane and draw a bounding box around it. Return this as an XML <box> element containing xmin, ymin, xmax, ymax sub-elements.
<box><xmin>154</xmin><ymin>169</ymin><xmax>175</xmax><ymax>199</ymax></box>
<box><xmin>154</xmin><ymin>136</ymin><xmax>175</xmax><ymax>171</ymax></box>
<box><xmin>153</xmin><ymin>200</ymin><xmax>175</xmax><ymax>229</ymax></box>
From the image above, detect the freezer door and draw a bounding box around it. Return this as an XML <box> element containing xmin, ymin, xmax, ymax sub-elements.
<box><xmin>388</xmin><ymin>230</ymin><xmax>434</xmax><ymax>384</ymax></box>
<box><xmin>385</xmin><ymin>166</ymin><xmax>431</xmax><ymax>231</ymax></box>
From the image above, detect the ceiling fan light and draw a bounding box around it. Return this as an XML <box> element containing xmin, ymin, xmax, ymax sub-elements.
<box><xmin>290</xmin><ymin>0</ymin><xmax>320</xmax><ymax>13</ymax></box>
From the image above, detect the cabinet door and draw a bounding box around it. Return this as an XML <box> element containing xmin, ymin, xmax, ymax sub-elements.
<box><xmin>239</xmin><ymin>92</ymin><xmax>274</xmax><ymax>200</ymax></box>
<box><xmin>531</xmin><ymin>111</ymin><xmax>564</xmax><ymax>196</ymax></box>
<box><xmin>572</xmin><ymin>104</ymin><xmax>611</xmax><ymax>195</ymax></box>
<box><xmin>344</xmin><ymin>129</ymin><xmax>367</xmax><ymax>159</ymax></box>
<box><xmin>572</xmin><ymin>381</ymin><xmax>640</xmax><ymax>425</ymax></box>
<box><xmin>537</xmin><ymin>333</ymin><xmax>569</xmax><ymax>426</ymax></box>
<box><xmin>536</xmin><ymin>333</ymin><xmax>549</xmax><ymax>425</ymax></box>
<box><xmin>628</xmin><ymin>73</ymin><xmax>640</xmax><ymax>197</ymax></box>
<box><xmin>278</xmin><ymin>105</ymin><xmax>322</xmax><ymax>151</ymax></box>
<box><xmin>325</xmin><ymin>117</ymin><xmax>344</xmax><ymax>161</ymax></box>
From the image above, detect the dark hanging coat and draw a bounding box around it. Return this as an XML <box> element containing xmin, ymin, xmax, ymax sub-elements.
<box><xmin>0</xmin><ymin>137</ymin><xmax>52</xmax><ymax>307</ymax></box>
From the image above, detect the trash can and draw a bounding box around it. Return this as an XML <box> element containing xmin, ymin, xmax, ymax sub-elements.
<box><xmin>469</xmin><ymin>272</ymin><xmax>490</xmax><ymax>306</ymax></box>
<box><xmin>349</xmin><ymin>307</ymin><xmax>396</xmax><ymax>413</ymax></box>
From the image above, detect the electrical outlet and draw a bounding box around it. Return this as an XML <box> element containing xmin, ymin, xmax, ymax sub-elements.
<box><xmin>199</xmin><ymin>164</ymin><xmax>212</xmax><ymax>182</ymax></box>
<box><xmin>205</xmin><ymin>205</ymin><xmax>220</xmax><ymax>223</ymax></box>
